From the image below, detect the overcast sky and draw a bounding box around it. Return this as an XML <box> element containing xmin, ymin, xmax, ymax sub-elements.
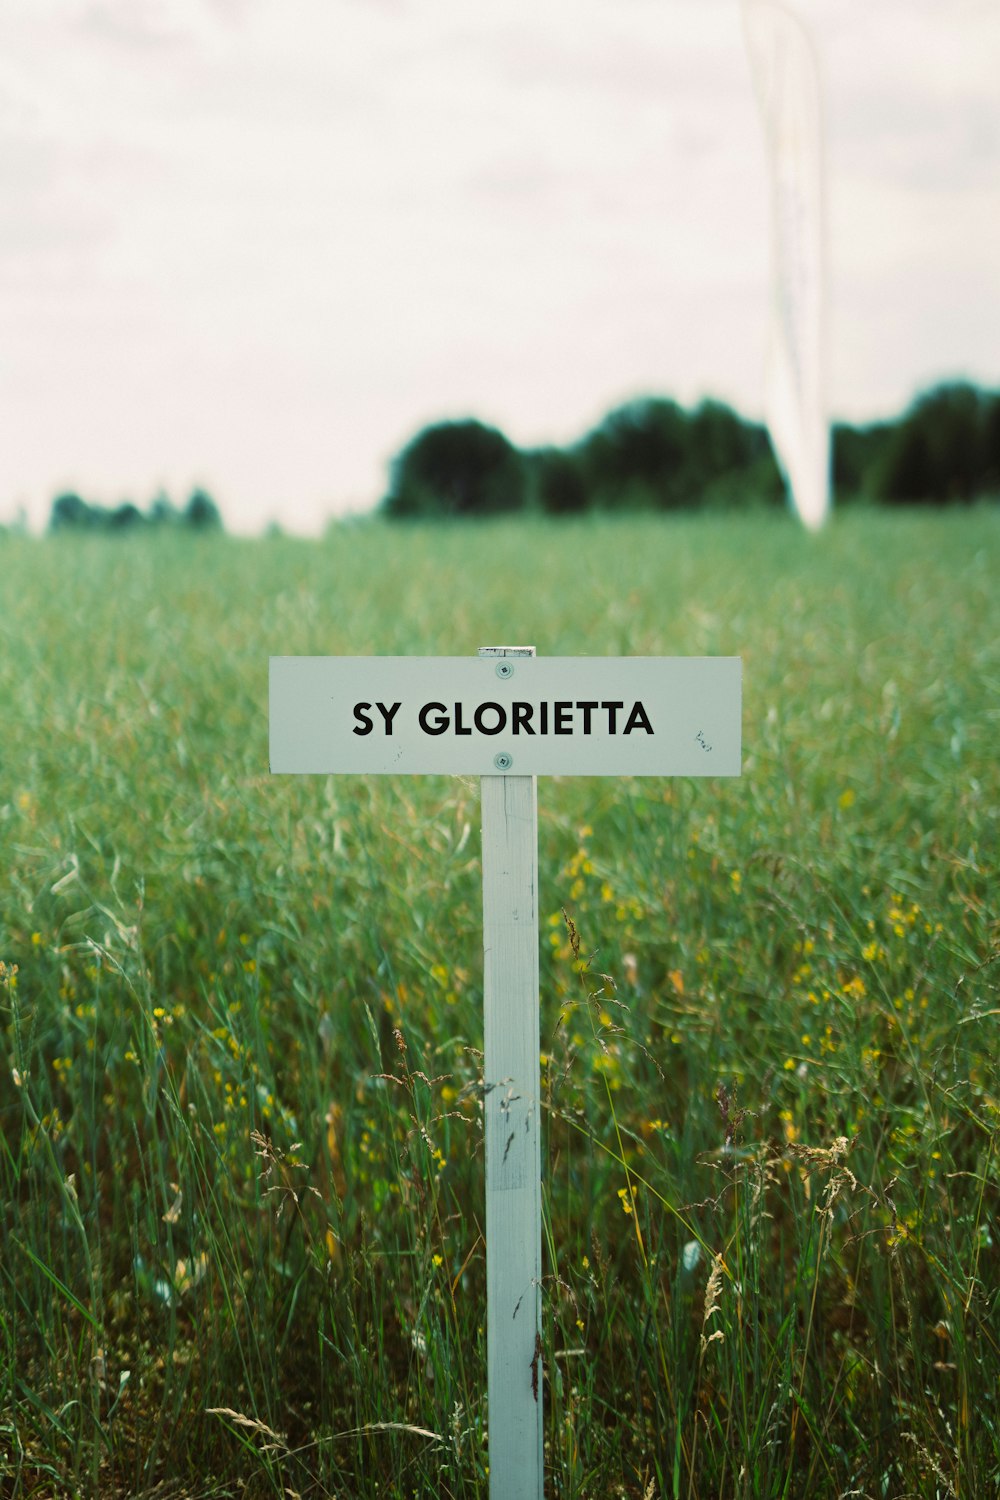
<box><xmin>2</xmin><ymin>0</ymin><xmax>998</xmax><ymax>533</ymax></box>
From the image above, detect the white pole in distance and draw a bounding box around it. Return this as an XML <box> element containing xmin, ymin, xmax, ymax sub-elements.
<box><xmin>478</xmin><ymin>645</ymin><xmax>544</xmax><ymax>1499</ymax></box>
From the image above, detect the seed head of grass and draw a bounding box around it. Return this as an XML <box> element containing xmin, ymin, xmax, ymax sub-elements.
<box><xmin>700</xmin><ymin>1252</ymin><xmax>726</xmax><ymax>1353</ymax></box>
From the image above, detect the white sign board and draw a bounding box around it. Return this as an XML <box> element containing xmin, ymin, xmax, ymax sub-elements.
<box><xmin>269</xmin><ymin>655</ymin><xmax>741</xmax><ymax>778</ymax></box>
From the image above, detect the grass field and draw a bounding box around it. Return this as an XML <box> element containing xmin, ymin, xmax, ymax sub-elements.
<box><xmin>1</xmin><ymin>510</ymin><xmax>998</xmax><ymax>1499</ymax></box>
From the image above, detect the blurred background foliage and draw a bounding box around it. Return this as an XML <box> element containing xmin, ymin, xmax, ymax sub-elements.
<box><xmin>382</xmin><ymin>381</ymin><xmax>1000</xmax><ymax>521</ymax></box>
<box><xmin>31</xmin><ymin>381</ymin><xmax>1000</xmax><ymax>537</ymax></box>
<box><xmin>44</xmin><ymin>487</ymin><xmax>224</xmax><ymax>536</ymax></box>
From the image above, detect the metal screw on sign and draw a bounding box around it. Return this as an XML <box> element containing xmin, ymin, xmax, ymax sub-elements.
<box><xmin>493</xmin><ymin>751</ymin><xmax>513</xmax><ymax>771</ymax></box>
<box><xmin>495</xmin><ymin>660</ymin><xmax>515</xmax><ymax>679</ymax></box>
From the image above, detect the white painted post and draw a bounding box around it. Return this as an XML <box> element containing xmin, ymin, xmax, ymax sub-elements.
<box><xmin>478</xmin><ymin>645</ymin><xmax>545</xmax><ymax>1500</ymax></box>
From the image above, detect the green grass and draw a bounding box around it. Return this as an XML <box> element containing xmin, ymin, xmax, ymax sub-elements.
<box><xmin>1</xmin><ymin>509</ymin><xmax>998</xmax><ymax>1498</ymax></box>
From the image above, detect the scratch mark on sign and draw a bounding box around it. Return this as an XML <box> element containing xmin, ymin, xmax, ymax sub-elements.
<box><xmin>531</xmin><ymin>1331</ymin><xmax>542</xmax><ymax>1402</ymax></box>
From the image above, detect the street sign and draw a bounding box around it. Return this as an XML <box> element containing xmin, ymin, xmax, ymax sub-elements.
<box><xmin>269</xmin><ymin>655</ymin><xmax>741</xmax><ymax>777</ymax></box>
<box><xmin>268</xmin><ymin>647</ymin><xmax>742</xmax><ymax>1500</ymax></box>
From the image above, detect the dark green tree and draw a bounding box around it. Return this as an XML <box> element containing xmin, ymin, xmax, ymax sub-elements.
<box><xmin>983</xmin><ymin>392</ymin><xmax>1000</xmax><ymax>492</ymax></box>
<box><xmin>108</xmin><ymin>502</ymin><xmax>145</xmax><ymax>530</ymax></box>
<box><xmin>184</xmin><ymin>488</ymin><xmax>223</xmax><ymax>530</ymax></box>
<box><xmin>50</xmin><ymin>492</ymin><xmax>98</xmax><ymax>530</ymax></box>
<box><xmin>876</xmin><ymin>383</ymin><xmax>998</xmax><ymax>504</ymax></box>
<box><xmin>685</xmin><ymin>400</ymin><xmax>783</xmax><ymax>508</ymax></box>
<box><xmin>526</xmin><ymin>447</ymin><xmax>589</xmax><ymax>515</ymax></box>
<box><xmin>831</xmin><ymin>421</ymin><xmax>894</xmax><ymax>501</ymax></box>
<box><xmin>149</xmin><ymin>490</ymin><xmax>180</xmax><ymax>527</ymax></box>
<box><xmin>382</xmin><ymin>420</ymin><xmax>525</xmax><ymax>518</ymax></box>
<box><xmin>576</xmin><ymin>397</ymin><xmax>780</xmax><ymax>510</ymax></box>
<box><xmin>686</xmin><ymin>399</ymin><xmax>754</xmax><ymax>474</ymax></box>
<box><xmin>579</xmin><ymin>398</ymin><xmax>692</xmax><ymax>509</ymax></box>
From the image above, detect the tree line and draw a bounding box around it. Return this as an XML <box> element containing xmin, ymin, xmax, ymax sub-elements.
<box><xmin>48</xmin><ymin>487</ymin><xmax>223</xmax><ymax>533</ymax></box>
<box><xmin>382</xmin><ymin>381</ymin><xmax>1000</xmax><ymax>519</ymax></box>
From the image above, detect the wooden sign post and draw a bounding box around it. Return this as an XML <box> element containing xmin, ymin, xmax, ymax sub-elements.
<box><xmin>269</xmin><ymin>648</ymin><xmax>741</xmax><ymax>1499</ymax></box>
<box><xmin>477</xmin><ymin>646</ymin><xmax>544</xmax><ymax>1498</ymax></box>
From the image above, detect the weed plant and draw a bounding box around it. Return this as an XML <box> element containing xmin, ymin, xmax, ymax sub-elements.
<box><xmin>0</xmin><ymin>511</ymin><xmax>998</xmax><ymax>1497</ymax></box>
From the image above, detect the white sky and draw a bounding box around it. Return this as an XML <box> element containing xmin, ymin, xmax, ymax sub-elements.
<box><xmin>2</xmin><ymin>0</ymin><xmax>998</xmax><ymax>533</ymax></box>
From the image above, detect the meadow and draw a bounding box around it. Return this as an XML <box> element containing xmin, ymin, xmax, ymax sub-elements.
<box><xmin>1</xmin><ymin>509</ymin><xmax>998</xmax><ymax>1499</ymax></box>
